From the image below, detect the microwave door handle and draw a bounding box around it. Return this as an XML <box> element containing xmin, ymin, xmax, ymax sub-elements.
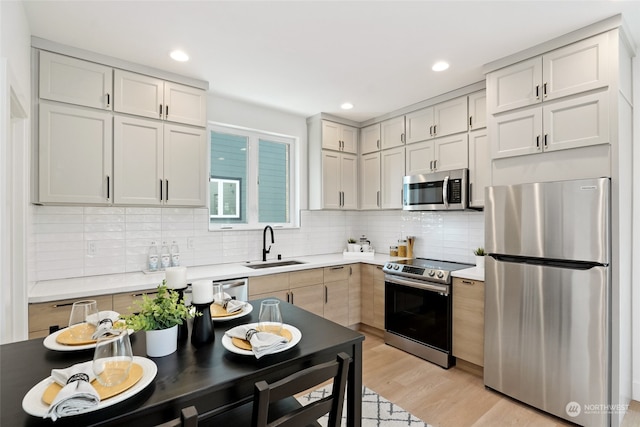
<box><xmin>443</xmin><ymin>176</ymin><xmax>449</xmax><ymax>208</ymax></box>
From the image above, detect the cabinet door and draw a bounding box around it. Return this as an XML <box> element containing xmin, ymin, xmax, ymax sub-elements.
<box><xmin>360</xmin><ymin>265</ymin><xmax>374</xmax><ymax>326</ymax></box>
<box><xmin>433</xmin><ymin>97</ymin><xmax>468</xmax><ymax>137</ymax></box>
<box><xmin>360</xmin><ymin>124</ymin><xmax>381</xmax><ymax>154</ymax></box>
<box><xmin>324</xmin><ymin>280</ymin><xmax>349</xmax><ymax>326</ymax></box>
<box><xmin>468</xmin><ymin>91</ymin><xmax>487</xmax><ymax>130</ymax></box>
<box><xmin>543</xmin><ymin>91</ymin><xmax>609</xmax><ymax>152</ymax></box>
<box><xmin>39</xmin><ymin>51</ymin><xmax>112</xmax><ymax>110</ymax></box>
<box><xmin>29</xmin><ymin>295</ymin><xmax>113</xmax><ymax>338</ymax></box>
<box><xmin>468</xmin><ymin>129</ymin><xmax>489</xmax><ymax>208</ymax></box>
<box><xmin>434</xmin><ymin>133</ymin><xmax>468</xmax><ymax>172</ymax></box>
<box><xmin>360</xmin><ymin>152</ymin><xmax>381</xmax><ymax>210</ymax></box>
<box><xmin>452</xmin><ymin>278</ymin><xmax>485</xmax><ymax>366</ymax></box>
<box><xmin>39</xmin><ymin>102</ymin><xmax>113</xmax><ymax>204</ymax></box>
<box><xmin>249</xmin><ymin>274</ymin><xmax>289</xmax><ymax>298</ymax></box>
<box><xmin>405</xmin><ymin>140</ymin><xmax>434</xmax><ymax>175</ymax></box>
<box><xmin>163</xmin><ymin>124</ymin><xmax>207</xmax><ymax>206</ymax></box>
<box><xmin>490</xmin><ymin>107</ymin><xmax>542</xmax><ymax>159</ymax></box>
<box><xmin>380</xmin><ymin>147</ymin><xmax>405</xmax><ymax>209</ymax></box>
<box><xmin>381</xmin><ymin>116</ymin><xmax>405</xmax><ymax>149</ymax></box>
<box><xmin>405</xmin><ymin>107</ymin><xmax>433</xmax><ymax>143</ymax></box>
<box><xmin>290</xmin><ymin>284</ymin><xmax>324</xmax><ymax>317</ymax></box>
<box><xmin>113</xmin><ymin>70</ymin><xmax>164</xmax><ymax>120</ymax></box>
<box><xmin>340</xmin><ymin>125</ymin><xmax>358</xmax><ymax>154</ymax></box>
<box><xmin>543</xmin><ymin>33</ymin><xmax>609</xmax><ymax>101</ymax></box>
<box><xmin>322</xmin><ymin>151</ymin><xmax>341</xmax><ymax>209</ymax></box>
<box><xmin>113</xmin><ymin>116</ymin><xmax>163</xmax><ymax>205</ymax></box>
<box><xmin>487</xmin><ymin>57</ymin><xmax>542</xmax><ymax>114</ymax></box>
<box><xmin>164</xmin><ymin>82</ymin><xmax>207</xmax><ymax>127</ymax></box>
<box><xmin>340</xmin><ymin>153</ymin><xmax>358</xmax><ymax>210</ymax></box>
<box><xmin>372</xmin><ymin>266</ymin><xmax>385</xmax><ymax>330</ymax></box>
<box><xmin>321</xmin><ymin>120</ymin><xmax>341</xmax><ymax>151</ymax></box>
<box><xmin>348</xmin><ymin>264</ymin><xmax>361</xmax><ymax>326</ymax></box>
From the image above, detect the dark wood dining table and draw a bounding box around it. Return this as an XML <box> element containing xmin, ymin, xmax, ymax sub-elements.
<box><xmin>1</xmin><ymin>298</ymin><xmax>364</xmax><ymax>426</ymax></box>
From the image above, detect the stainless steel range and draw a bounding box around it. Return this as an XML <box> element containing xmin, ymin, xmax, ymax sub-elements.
<box><xmin>383</xmin><ymin>258</ymin><xmax>473</xmax><ymax>368</ymax></box>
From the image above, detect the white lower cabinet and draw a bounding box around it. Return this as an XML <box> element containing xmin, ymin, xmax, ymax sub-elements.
<box><xmin>38</xmin><ymin>102</ymin><xmax>113</xmax><ymax>204</ymax></box>
<box><xmin>360</xmin><ymin>152</ymin><xmax>381</xmax><ymax>209</ymax></box>
<box><xmin>380</xmin><ymin>147</ymin><xmax>405</xmax><ymax>209</ymax></box>
<box><xmin>113</xmin><ymin>116</ymin><xmax>207</xmax><ymax>206</ymax></box>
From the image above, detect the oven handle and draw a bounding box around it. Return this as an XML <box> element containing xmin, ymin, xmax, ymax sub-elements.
<box><xmin>385</xmin><ymin>274</ymin><xmax>449</xmax><ymax>295</ymax></box>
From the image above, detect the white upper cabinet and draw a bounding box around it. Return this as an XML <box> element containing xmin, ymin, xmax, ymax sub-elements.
<box><xmin>488</xmin><ymin>33</ymin><xmax>609</xmax><ymax>114</ymax></box>
<box><xmin>468</xmin><ymin>91</ymin><xmax>487</xmax><ymax>130</ymax></box>
<box><xmin>163</xmin><ymin>124</ymin><xmax>208</xmax><ymax>206</ymax></box>
<box><xmin>405</xmin><ymin>140</ymin><xmax>434</xmax><ymax>175</ymax></box>
<box><xmin>405</xmin><ymin>96</ymin><xmax>468</xmax><ymax>143</ymax></box>
<box><xmin>360</xmin><ymin>152</ymin><xmax>381</xmax><ymax>210</ymax></box>
<box><xmin>38</xmin><ymin>102</ymin><xmax>113</xmax><ymax>204</ymax></box>
<box><xmin>321</xmin><ymin>151</ymin><xmax>358</xmax><ymax>209</ymax></box>
<box><xmin>114</xmin><ymin>69</ymin><xmax>207</xmax><ymax>127</ymax></box>
<box><xmin>360</xmin><ymin>123</ymin><xmax>381</xmax><ymax>154</ymax></box>
<box><xmin>322</xmin><ymin>120</ymin><xmax>358</xmax><ymax>153</ymax></box>
<box><xmin>491</xmin><ymin>107</ymin><xmax>543</xmax><ymax>159</ymax></box>
<box><xmin>39</xmin><ymin>51</ymin><xmax>112</xmax><ymax>110</ymax></box>
<box><xmin>405</xmin><ymin>134</ymin><xmax>468</xmax><ymax>175</ymax></box>
<box><xmin>381</xmin><ymin>116</ymin><xmax>405</xmax><ymax>149</ymax></box>
<box><xmin>468</xmin><ymin>129</ymin><xmax>489</xmax><ymax>208</ymax></box>
<box><xmin>380</xmin><ymin>146</ymin><xmax>405</xmax><ymax>209</ymax></box>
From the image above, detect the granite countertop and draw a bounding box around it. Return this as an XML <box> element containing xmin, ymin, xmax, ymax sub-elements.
<box><xmin>451</xmin><ymin>266</ymin><xmax>485</xmax><ymax>281</ymax></box>
<box><xmin>29</xmin><ymin>253</ymin><xmax>403</xmax><ymax>303</ymax></box>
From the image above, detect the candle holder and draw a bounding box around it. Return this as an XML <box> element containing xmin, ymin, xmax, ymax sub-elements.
<box><xmin>175</xmin><ymin>287</ymin><xmax>189</xmax><ymax>343</ymax></box>
<box><xmin>191</xmin><ymin>301</ymin><xmax>214</xmax><ymax>347</ymax></box>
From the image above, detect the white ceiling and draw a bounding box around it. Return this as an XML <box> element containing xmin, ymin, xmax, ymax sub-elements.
<box><xmin>22</xmin><ymin>0</ymin><xmax>640</xmax><ymax>123</ymax></box>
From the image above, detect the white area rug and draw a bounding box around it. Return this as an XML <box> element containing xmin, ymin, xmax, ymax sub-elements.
<box><xmin>297</xmin><ymin>385</ymin><xmax>431</xmax><ymax>426</ymax></box>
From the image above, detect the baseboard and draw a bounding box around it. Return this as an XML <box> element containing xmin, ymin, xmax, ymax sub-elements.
<box><xmin>354</xmin><ymin>323</ymin><xmax>384</xmax><ymax>339</ymax></box>
<box><xmin>455</xmin><ymin>358</ymin><xmax>484</xmax><ymax>377</ymax></box>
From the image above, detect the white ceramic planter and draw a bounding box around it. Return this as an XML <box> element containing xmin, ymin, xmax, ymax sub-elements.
<box><xmin>475</xmin><ymin>255</ymin><xmax>485</xmax><ymax>270</ymax></box>
<box><xmin>145</xmin><ymin>325</ymin><xmax>178</xmax><ymax>357</ymax></box>
<box><xmin>347</xmin><ymin>244</ymin><xmax>362</xmax><ymax>252</ymax></box>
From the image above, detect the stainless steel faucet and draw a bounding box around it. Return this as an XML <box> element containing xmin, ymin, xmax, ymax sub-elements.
<box><xmin>262</xmin><ymin>225</ymin><xmax>274</xmax><ymax>261</ymax></box>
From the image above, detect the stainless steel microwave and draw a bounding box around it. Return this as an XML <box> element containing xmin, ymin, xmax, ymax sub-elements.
<box><xmin>402</xmin><ymin>168</ymin><xmax>468</xmax><ymax>211</ymax></box>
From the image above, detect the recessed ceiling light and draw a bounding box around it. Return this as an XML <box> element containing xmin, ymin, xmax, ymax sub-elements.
<box><xmin>432</xmin><ymin>61</ymin><xmax>449</xmax><ymax>72</ymax></box>
<box><xmin>341</xmin><ymin>102</ymin><xmax>354</xmax><ymax>110</ymax></box>
<box><xmin>170</xmin><ymin>50</ymin><xmax>189</xmax><ymax>62</ymax></box>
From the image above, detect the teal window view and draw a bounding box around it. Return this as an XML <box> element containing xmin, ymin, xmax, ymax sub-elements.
<box><xmin>209</xmin><ymin>126</ymin><xmax>295</xmax><ymax>229</ymax></box>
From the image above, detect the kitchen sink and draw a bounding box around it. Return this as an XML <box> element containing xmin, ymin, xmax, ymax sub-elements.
<box><xmin>243</xmin><ymin>260</ymin><xmax>306</xmax><ymax>269</ymax></box>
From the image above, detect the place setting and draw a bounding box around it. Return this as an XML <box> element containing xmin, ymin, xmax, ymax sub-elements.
<box><xmin>208</xmin><ymin>283</ymin><xmax>253</xmax><ymax>322</ymax></box>
<box><xmin>222</xmin><ymin>299</ymin><xmax>301</xmax><ymax>358</ymax></box>
<box><xmin>43</xmin><ymin>300</ymin><xmax>132</xmax><ymax>352</ymax></box>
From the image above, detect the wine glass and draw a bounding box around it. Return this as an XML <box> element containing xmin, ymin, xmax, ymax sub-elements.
<box><xmin>258</xmin><ymin>299</ymin><xmax>283</xmax><ymax>335</ymax></box>
<box><xmin>93</xmin><ymin>330</ymin><xmax>133</xmax><ymax>387</ymax></box>
<box><xmin>68</xmin><ymin>300</ymin><xmax>99</xmax><ymax>341</ymax></box>
<box><xmin>212</xmin><ymin>283</ymin><xmax>224</xmax><ymax>304</ymax></box>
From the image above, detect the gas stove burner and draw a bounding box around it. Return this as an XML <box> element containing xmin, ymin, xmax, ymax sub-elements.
<box><xmin>382</xmin><ymin>258</ymin><xmax>473</xmax><ymax>284</ymax></box>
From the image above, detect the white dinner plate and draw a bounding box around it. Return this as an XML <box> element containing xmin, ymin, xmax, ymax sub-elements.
<box><xmin>43</xmin><ymin>327</ymin><xmax>134</xmax><ymax>352</ymax></box>
<box><xmin>221</xmin><ymin>323</ymin><xmax>302</xmax><ymax>356</ymax></box>
<box><xmin>22</xmin><ymin>356</ymin><xmax>157</xmax><ymax>418</ymax></box>
<box><xmin>211</xmin><ymin>302</ymin><xmax>253</xmax><ymax>322</ymax></box>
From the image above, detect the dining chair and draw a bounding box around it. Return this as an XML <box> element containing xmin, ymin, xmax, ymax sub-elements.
<box><xmin>200</xmin><ymin>352</ymin><xmax>351</xmax><ymax>427</ymax></box>
<box><xmin>155</xmin><ymin>405</ymin><xmax>198</xmax><ymax>427</ymax></box>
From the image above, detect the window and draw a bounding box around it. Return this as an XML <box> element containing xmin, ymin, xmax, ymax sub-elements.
<box><xmin>209</xmin><ymin>124</ymin><xmax>297</xmax><ymax>230</ymax></box>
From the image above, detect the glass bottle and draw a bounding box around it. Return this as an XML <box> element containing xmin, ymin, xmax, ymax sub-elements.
<box><xmin>148</xmin><ymin>242</ymin><xmax>159</xmax><ymax>271</ymax></box>
<box><xmin>160</xmin><ymin>241</ymin><xmax>171</xmax><ymax>269</ymax></box>
<box><xmin>170</xmin><ymin>241</ymin><xmax>180</xmax><ymax>267</ymax></box>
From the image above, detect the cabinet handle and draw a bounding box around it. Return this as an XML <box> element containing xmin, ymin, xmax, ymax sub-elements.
<box><xmin>469</xmin><ymin>183</ymin><xmax>472</xmax><ymax>202</ymax></box>
<box><xmin>290</xmin><ymin>291</ymin><xmax>294</xmax><ymax>305</ymax></box>
<box><xmin>469</xmin><ymin>116</ymin><xmax>472</xmax><ymax>128</ymax></box>
<box><xmin>543</xmin><ymin>82</ymin><xmax>548</xmax><ymax>97</ymax></box>
<box><xmin>535</xmin><ymin>85</ymin><xmax>540</xmax><ymax>99</ymax></box>
<box><xmin>330</xmin><ymin>266</ymin><xmax>344</xmax><ymax>270</ymax></box>
<box><xmin>433</xmin><ymin>125</ymin><xmax>437</xmax><ymax>136</ymax></box>
<box><xmin>461</xmin><ymin>280</ymin><xmax>475</xmax><ymax>285</ymax></box>
<box><xmin>376</xmin><ymin>265</ymin><xmax>383</xmax><ymax>270</ymax></box>
<box><xmin>165</xmin><ymin>105</ymin><xmax>169</xmax><ymax>118</ymax></box>
<box><xmin>325</xmin><ymin>286</ymin><xmax>328</xmax><ymax>304</ymax></box>
<box><xmin>350</xmin><ymin>266</ymin><xmax>352</xmax><ymax>275</ymax></box>
<box><xmin>51</xmin><ymin>302</ymin><xmax>75</xmax><ymax>308</ymax></box>
<box><xmin>106</xmin><ymin>93</ymin><xmax>110</xmax><ymax>109</ymax></box>
<box><xmin>430</xmin><ymin>160</ymin><xmax>433</xmax><ymax>171</ymax></box>
<box><xmin>377</xmin><ymin>190</ymin><xmax>380</xmax><ymax>207</ymax></box>
<box><xmin>377</xmin><ymin>139</ymin><xmax>380</xmax><ymax>149</ymax></box>
<box><xmin>429</xmin><ymin>125</ymin><xmax>433</xmax><ymax>136</ymax></box>
<box><xmin>536</xmin><ymin>135</ymin><xmax>541</xmax><ymax>149</ymax></box>
<box><xmin>106</xmin><ymin>176</ymin><xmax>110</xmax><ymax>200</ymax></box>
<box><xmin>159</xmin><ymin>104</ymin><xmax>163</xmax><ymax>118</ymax></box>
<box><xmin>544</xmin><ymin>134</ymin><xmax>548</xmax><ymax>148</ymax></box>
<box><xmin>165</xmin><ymin>179</ymin><xmax>169</xmax><ymax>201</ymax></box>
<box><xmin>433</xmin><ymin>160</ymin><xmax>437</xmax><ymax>170</ymax></box>
<box><xmin>131</xmin><ymin>291</ymin><xmax>158</xmax><ymax>298</ymax></box>
<box><xmin>160</xmin><ymin>179</ymin><xmax>163</xmax><ymax>200</ymax></box>
<box><xmin>401</xmin><ymin>133</ymin><xmax>405</xmax><ymax>144</ymax></box>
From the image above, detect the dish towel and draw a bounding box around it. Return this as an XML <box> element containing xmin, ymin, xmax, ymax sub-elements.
<box><xmin>225</xmin><ymin>325</ymin><xmax>289</xmax><ymax>359</ymax></box>
<box><xmin>213</xmin><ymin>292</ymin><xmax>247</xmax><ymax>314</ymax></box>
<box><xmin>90</xmin><ymin>311</ymin><xmax>122</xmax><ymax>340</ymax></box>
<box><xmin>44</xmin><ymin>361</ymin><xmax>100</xmax><ymax>421</ymax></box>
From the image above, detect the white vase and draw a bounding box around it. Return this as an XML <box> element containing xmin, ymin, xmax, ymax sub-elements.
<box><xmin>145</xmin><ymin>325</ymin><xmax>178</xmax><ymax>357</ymax></box>
<box><xmin>475</xmin><ymin>255</ymin><xmax>485</xmax><ymax>269</ymax></box>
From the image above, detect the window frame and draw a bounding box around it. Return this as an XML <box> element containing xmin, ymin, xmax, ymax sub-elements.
<box><xmin>208</xmin><ymin>122</ymin><xmax>299</xmax><ymax>231</ymax></box>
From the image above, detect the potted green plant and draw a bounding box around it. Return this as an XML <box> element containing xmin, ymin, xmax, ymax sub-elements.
<box><xmin>123</xmin><ymin>282</ymin><xmax>196</xmax><ymax>357</ymax></box>
<box><xmin>473</xmin><ymin>247</ymin><xmax>486</xmax><ymax>269</ymax></box>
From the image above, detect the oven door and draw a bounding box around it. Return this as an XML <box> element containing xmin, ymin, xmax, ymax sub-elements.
<box><xmin>385</xmin><ymin>274</ymin><xmax>452</xmax><ymax>353</ymax></box>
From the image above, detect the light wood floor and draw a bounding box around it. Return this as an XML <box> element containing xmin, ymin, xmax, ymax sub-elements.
<box><xmin>359</xmin><ymin>330</ymin><xmax>639</xmax><ymax>427</ymax></box>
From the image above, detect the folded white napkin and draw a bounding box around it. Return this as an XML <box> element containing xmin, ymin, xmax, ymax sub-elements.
<box><xmin>44</xmin><ymin>361</ymin><xmax>100</xmax><ymax>421</ymax></box>
<box><xmin>90</xmin><ymin>311</ymin><xmax>121</xmax><ymax>340</ymax></box>
<box><xmin>225</xmin><ymin>325</ymin><xmax>288</xmax><ymax>359</ymax></box>
<box><xmin>213</xmin><ymin>292</ymin><xmax>247</xmax><ymax>314</ymax></box>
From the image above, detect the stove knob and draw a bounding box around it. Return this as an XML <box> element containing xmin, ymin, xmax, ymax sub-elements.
<box><xmin>385</xmin><ymin>263</ymin><xmax>392</xmax><ymax>269</ymax></box>
<box><xmin>437</xmin><ymin>271</ymin><xmax>444</xmax><ymax>279</ymax></box>
<box><xmin>428</xmin><ymin>270</ymin><xmax>435</xmax><ymax>277</ymax></box>
<box><xmin>394</xmin><ymin>265</ymin><xmax>400</xmax><ymax>270</ymax></box>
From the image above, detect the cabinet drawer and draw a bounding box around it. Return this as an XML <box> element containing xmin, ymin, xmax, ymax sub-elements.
<box><xmin>453</xmin><ymin>278</ymin><xmax>485</xmax><ymax>366</ymax></box>
<box><xmin>323</xmin><ymin>265</ymin><xmax>349</xmax><ymax>282</ymax></box>
<box><xmin>28</xmin><ymin>295</ymin><xmax>113</xmax><ymax>333</ymax></box>
<box><xmin>249</xmin><ymin>273</ymin><xmax>289</xmax><ymax>297</ymax></box>
<box><xmin>113</xmin><ymin>289</ymin><xmax>158</xmax><ymax>316</ymax></box>
<box><xmin>290</xmin><ymin>268</ymin><xmax>323</xmax><ymax>287</ymax></box>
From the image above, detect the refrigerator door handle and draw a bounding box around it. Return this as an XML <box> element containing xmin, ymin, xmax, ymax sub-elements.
<box><xmin>489</xmin><ymin>253</ymin><xmax>606</xmax><ymax>270</ymax></box>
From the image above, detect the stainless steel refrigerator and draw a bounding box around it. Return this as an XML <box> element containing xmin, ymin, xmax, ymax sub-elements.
<box><xmin>484</xmin><ymin>178</ymin><xmax>610</xmax><ymax>427</ymax></box>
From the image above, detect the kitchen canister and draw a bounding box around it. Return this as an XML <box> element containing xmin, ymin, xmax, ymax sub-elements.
<box><xmin>390</xmin><ymin>246</ymin><xmax>398</xmax><ymax>256</ymax></box>
<box><xmin>397</xmin><ymin>240</ymin><xmax>407</xmax><ymax>257</ymax></box>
